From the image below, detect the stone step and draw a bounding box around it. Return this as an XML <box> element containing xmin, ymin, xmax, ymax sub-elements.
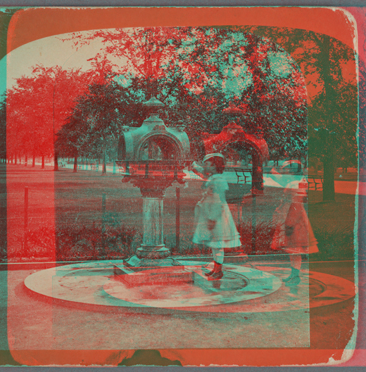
<box><xmin>113</xmin><ymin>265</ymin><xmax>193</xmax><ymax>287</ymax></box>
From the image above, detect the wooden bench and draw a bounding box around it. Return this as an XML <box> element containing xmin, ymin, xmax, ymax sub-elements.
<box><xmin>90</xmin><ymin>163</ymin><xmax>98</xmax><ymax>171</ymax></box>
<box><xmin>308</xmin><ymin>175</ymin><xmax>323</xmax><ymax>190</ymax></box>
<box><xmin>231</xmin><ymin>167</ymin><xmax>252</xmax><ymax>184</ymax></box>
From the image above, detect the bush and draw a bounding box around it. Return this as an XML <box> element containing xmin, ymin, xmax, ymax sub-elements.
<box><xmin>311</xmin><ymin>225</ymin><xmax>354</xmax><ymax>261</ymax></box>
<box><xmin>237</xmin><ymin>220</ymin><xmax>277</xmax><ymax>254</ymax></box>
<box><xmin>5</xmin><ymin>213</ymin><xmax>355</xmax><ymax>262</ymax></box>
<box><xmin>56</xmin><ymin>223</ymin><xmax>140</xmax><ymax>261</ymax></box>
<box><xmin>8</xmin><ymin>221</ymin><xmax>141</xmax><ymax>262</ymax></box>
<box><xmin>238</xmin><ymin>220</ymin><xmax>355</xmax><ymax>259</ymax></box>
<box><xmin>11</xmin><ymin>226</ymin><xmax>55</xmax><ymax>260</ymax></box>
<box><xmin>0</xmin><ymin>244</ymin><xmax>6</xmax><ymax>261</ymax></box>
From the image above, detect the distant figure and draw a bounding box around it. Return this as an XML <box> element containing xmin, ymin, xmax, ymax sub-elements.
<box><xmin>271</xmin><ymin>179</ymin><xmax>318</xmax><ymax>286</ymax></box>
<box><xmin>192</xmin><ymin>153</ymin><xmax>241</xmax><ymax>280</ymax></box>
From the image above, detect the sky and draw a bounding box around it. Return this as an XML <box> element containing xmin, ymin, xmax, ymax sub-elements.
<box><xmin>0</xmin><ymin>30</ymin><xmax>128</xmax><ymax>96</ymax></box>
<box><xmin>0</xmin><ymin>27</ymin><xmax>300</xmax><ymax>102</ymax></box>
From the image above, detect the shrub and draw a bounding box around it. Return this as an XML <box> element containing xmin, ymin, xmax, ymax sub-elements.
<box><xmin>311</xmin><ymin>225</ymin><xmax>354</xmax><ymax>261</ymax></box>
<box><xmin>4</xmin><ymin>214</ymin><xmax>355</xmax><ymax>262</ymax></box>
<box><xmin>8</xmin><ymin>221</ymin><xmax>141</xmax><ymax>262</ymax></box>
<box><xmin>237</xmin><ymin>220</ymin><xmax>276</xmax><ymax>254</ymax></box>
<box><xmin>56</xmin><ymin>222</ymin><xmax>140</xmax><ymax>261</ymax></box>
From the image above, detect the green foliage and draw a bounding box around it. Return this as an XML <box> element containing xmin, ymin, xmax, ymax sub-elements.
<box><xmin>240</xmin><ymin>26</ymin><xmax>358</xmax><ymax>168</ymax></box>
<box><xmin>5</xmin><ymin>210</ymin><xmax>354</xmax><ymax>262</ymax></box>
<box><xmin>58</xmin><ymin>27</ymin><xmax>310</xmax><ymax>162</ymax></box>
<box><xmin>6</xmin><ymin>66</ymin><xmax>97</xmax><ymax>161</ymax></box>
<box><xmin>0</xmin><ymin>98</ymin><xmax>6</xmax><ymax>159</ymax></box>
<box><xmin>10</xmin><ymin>223</ymin><xmax>141</xmax><ymax>262</ymax></box>
<box><xmin>238</xmin><ymin>220</ymin><xmax>276</xmax><ymax>254</ymax></box>
<box><xmin>56</xmin><ymin>223</ymin><xmax>139</xmax><ymax>261</ymax></box>
<box><xmin>311</xmin><ymin>224</ymin><xmax>354</xmax><ymax>261</ymax></box>
<box><xmin>8</xmin><ymin>26</ymin><xmax>357</xmax><ymax>176</ymax></box>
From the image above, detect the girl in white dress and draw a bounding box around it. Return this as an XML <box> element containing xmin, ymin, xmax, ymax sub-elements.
<box><xmin>192</xmin><ymin>153</ymin><xmax>241</xmax><ymax>280</ymax></box>
<box><xmin>271</xmin><ymin>179</ymin><xmax>318</xmax><ymax>286</ymax></box>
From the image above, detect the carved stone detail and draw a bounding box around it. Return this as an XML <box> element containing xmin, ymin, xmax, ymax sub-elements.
<box><xmin>140</xmin><ymin>187</ymin><xmax>166</xmax><ymax>198</ymax></box>
<box><xmin>128</xmin><ymin>177</ymin><xmax>175</xmax><ymax>198</ymax></box>
<box><xmin>136</xmin><ymin>247</ymin><xmax>170</xmax><ymax>259</ymax></box>
<box><xmin>152</xmin><ymin>124</ymin><xmax>166</xmax><ymax>132</ymax></box>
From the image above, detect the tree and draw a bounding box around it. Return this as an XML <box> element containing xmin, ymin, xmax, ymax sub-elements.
<box><xmin>359</xmin><ymin>58</ymin><xmax>366</xmax><ymax>173</ymax></box>
<box><xmin>56</xmin><ymin>77</ymin><xmax>126</xmax><ymax>172</ymax></box>
<box><xmin>0</xmin><ymin>98</ymin><xmax>6</xmax><ymax>162</ymax></box>
<box><xmin>238</xmin><ymin>26</ymin><xmax>358</xmax><ymax>201</ymax></box>
<box><xmin>65</xmin><ymin>27</ymin><xmax>308</xmax><ymax>161</ymax></box>
<box><xmin>6</xmin><ymin>65</ymin><xmax>101</xmax><ymax>169</ymax></box>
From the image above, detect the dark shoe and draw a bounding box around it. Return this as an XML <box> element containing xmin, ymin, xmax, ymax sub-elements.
<box><xmin>205</xmin><ymin>268</ymin><xmax>215</xmax><ymax>277</ymax></box>
<box><xmin>285</xmin><ymin>275</ymin><xmax>301</xmax><ymax>287</ymax></box>
<box><xmin>205</xmin><ymin>261</ymin><xmax>222</xmax><ymax>277</ymax></box>
<box><xmin>283</xmin><ymin>268</ymin><xmax>299</xmax><ymax>282</ymax></box>
<box><xmin>208</xmin><ymin>270</ymin><xmax>223</xmax><ymax>281</ymax></box>
<box><xmin>202</xmin><ymin>262</ymin><xmax>212</xmax><ymax>269</ymax></box>
<box><xmin>282</xmin><ymin>273</ymin><xmax>294</xmax><ymax>282</ymax></box>
<box><xmin>202</xmin><ymin>262</ymin><xmax>214</xmax><ymax>275</ymax></box>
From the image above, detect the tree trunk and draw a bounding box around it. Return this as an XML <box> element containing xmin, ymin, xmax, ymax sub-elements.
<box><xmin>73</xmin><ymin>156</ymin><xmax>78</xmax><ymax>172</ymax></box>
<box><xmin>14</xmin><ymin>153</ymin><xmax>17</xmax><ymax>165</ymax></box>
<box><xmin>41</xmin><ymin>155</ymin><xmax>45</xmax><ymax>169</ymax></box>
<box><xmin>102</xmin><ymin>148</ymin><xmax>107</xmax><ymax>175</ymax></box>
<box><xmin>32</xmin><ymin>153</ymin><xmax>35</xmax><ymax>167</ymax></box>
<box><xmin>251</xmin><ymin>152</ymin><xmax>264</xmax><ymax>195</ymax></box>
<box><xmin>322</xmin><ymin>153</ymin><xmax>335</xmax><ymax>202</ymax></box>
<box><xmin>113</xmin><ymin>159</ymin><xmax>116</xmax><ymax>174</ymax></box>
<box><xmin>320</xmin><ymin>35</ymin><xmax>335</xmax><ymax>202</ymax></box>
<box><xmin>25</xmin><ymin>154</ymin><xmax>27</xmax><ymax>166</ymax></box>
<box><xmin>54</xmin><ymin>152</ymin><xmax>59</xmax><ymax>171</ymax></box>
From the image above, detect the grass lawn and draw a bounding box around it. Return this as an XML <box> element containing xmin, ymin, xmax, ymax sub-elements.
<box><xmin>3</xmin><ymin>164</ymin><xmax>357</xmax><ymax>262</ymax></box>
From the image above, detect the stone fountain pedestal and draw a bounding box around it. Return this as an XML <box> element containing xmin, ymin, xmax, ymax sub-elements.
<box><xmin>121</xmin><ymin>175</ymin><xmax>185</xmax><ymax>269</ymax></box>
<box><xmin>136</xmin><ymin>191</ymin><xmax>169</xmax><ymax>259</ymax></box>
<box><xmin>116</xmin><ymin>96</ymin><xmax>191</xmax><ymax>270</ymax></box>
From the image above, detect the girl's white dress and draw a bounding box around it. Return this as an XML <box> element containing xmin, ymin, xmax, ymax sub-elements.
<box><xmin>271</xmin><ymin>181</ymin><xmax>318</xmax><ymax>254</ymax></box>
<box><xmin>192</xmin><ymin>174</ymin><xmax>241</xmax><ymax>248</ymax></box>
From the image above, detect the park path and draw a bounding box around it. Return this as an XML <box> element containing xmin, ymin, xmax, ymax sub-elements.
<box><xmin>59</xmin><ymin>161</ymin><xmax>363</xmax><ymax>195</ymax></box>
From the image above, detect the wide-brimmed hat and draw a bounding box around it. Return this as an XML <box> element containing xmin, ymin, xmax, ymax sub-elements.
<box><xmin>203</xmin><ymin>153</ymin><xmax>225</xmax><ymax>163</ymax></box>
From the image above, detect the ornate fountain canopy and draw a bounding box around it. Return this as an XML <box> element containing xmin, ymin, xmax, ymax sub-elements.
<box><xmin>176</xmin><ymin>120</ymin><xmax>186</xmax><ymax>132</ymax></box>
<box><xmin>143</xmin><ymin>96</ymin><xmax>165</xmax><ymax>109</ymax></box>
<box><xmin>222</xmin><ymin>103</ymin><xmax>244</xmax><ymax>116</ymax></box>
<box><xmin>141</xmin><ymin>96</ymin><xmax>166</xmax><ymax>127</ymax></box>
<box><xmin>117</xmin><ymin>93</ymin><xmax>191</xmax><ymax>183</ymax></box>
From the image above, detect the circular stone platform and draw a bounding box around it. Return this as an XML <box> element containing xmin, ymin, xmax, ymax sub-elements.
<box><xmin>104</xmin><ymin>262</ymin><xmax>281</xmax><ymax>308</ymax></box>
<box><xmin>24</xmin><ymin>260</ymin><xmax>356</xmax><ymax>313</ymax></box>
